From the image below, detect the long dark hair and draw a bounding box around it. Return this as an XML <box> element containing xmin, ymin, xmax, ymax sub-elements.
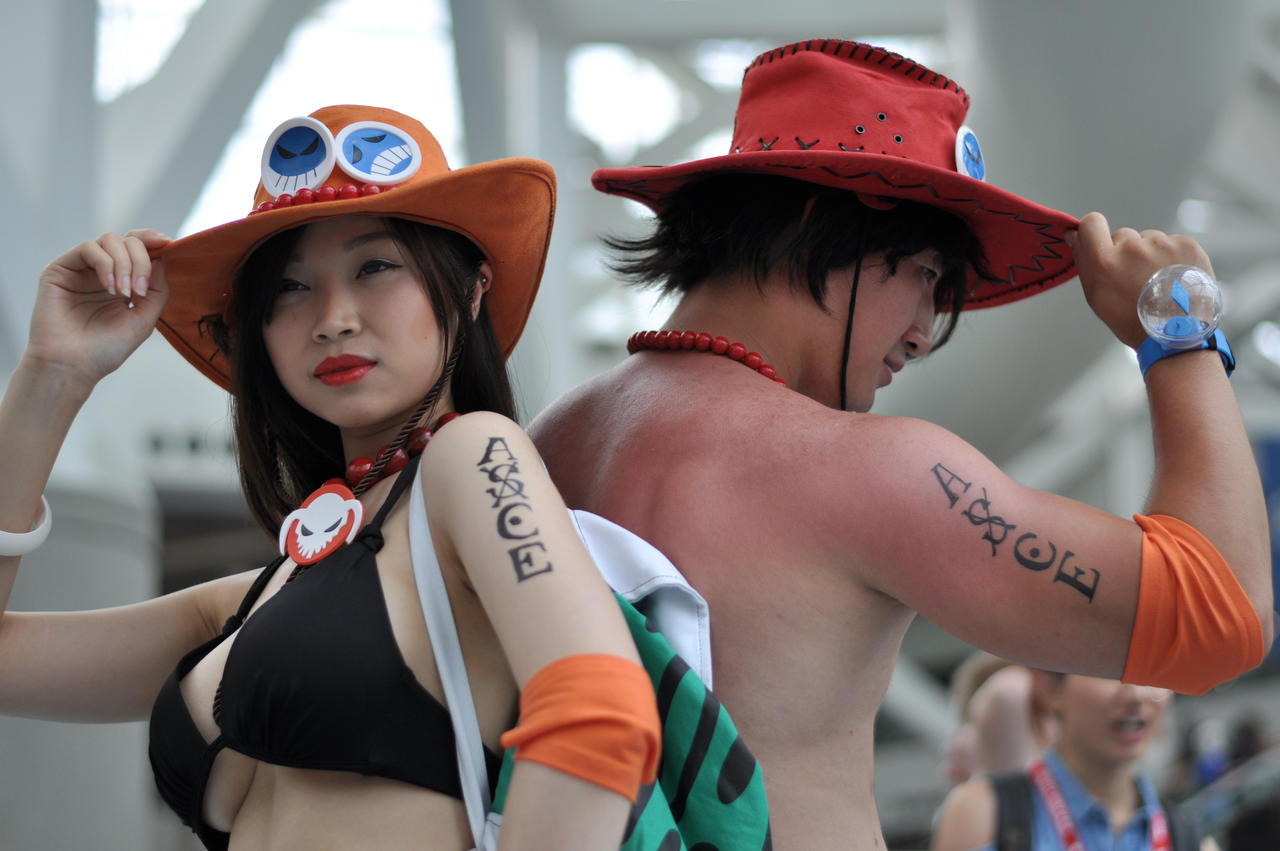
<box><xmin>201</xmin><ymin>217</ymin><xmax>516</xmax><ymax>533</ymax></box>
<box><xmin>605</xmin><ymin>174</ymin><xmax>992</xmax><ymax>350</ymax></box>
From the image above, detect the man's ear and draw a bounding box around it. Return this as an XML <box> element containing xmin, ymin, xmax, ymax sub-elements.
<box><xmin>472</xmin><ymin>260</ymin><xmax>493</xmax><ymax>320</ymax></box>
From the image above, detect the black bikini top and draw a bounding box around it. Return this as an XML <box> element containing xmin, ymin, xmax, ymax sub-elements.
<box><xmin>147</xmin><ymin>464</ymin><xmax>501</xmax><ymax>850</ymax></box>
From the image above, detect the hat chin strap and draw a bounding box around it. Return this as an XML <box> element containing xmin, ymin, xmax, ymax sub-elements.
<box><xmin>837</xmin><ymin>230</ymin><xmax>867</xmax><ymax>413</ymax></box>
<box><xmin>351</xmin><ymin>332</ymin><xmax>464</xmax><ymax>496</ymax></box>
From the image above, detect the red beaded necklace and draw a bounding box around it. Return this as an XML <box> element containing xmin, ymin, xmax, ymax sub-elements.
<box><xmin>345</xmin><ymin>411</ymin><xmax>461</xmax><ymax>491</ymax></box>
<box><xmin>278</xmin><ymin>411</ymin><xmax>461</xmax><ymax>569</ymax></box>
<box><xmin>627</xmin><ymin>330</ymin><xmax>786</xmax><ymax>386</ymax></box>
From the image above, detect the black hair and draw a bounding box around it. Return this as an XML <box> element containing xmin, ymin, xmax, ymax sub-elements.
<box><xmin>605</xmin><ymin>174</ymin><xmax>993</xmax><ymax>349</ymax></box>
<box><xmin>200</xmin><ymin>217</ymin><xmax>515</xmax><ymax>534</ymax></box>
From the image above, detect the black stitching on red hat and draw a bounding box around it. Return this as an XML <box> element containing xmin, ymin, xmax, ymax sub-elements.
<box><xmin>746</xmin><ymin>39</ymin><xmax>970</xmax><ymax>104</ymax></box>
<box><xmin>759</xmin><ymin>137</ymin><xmax>778</xmax><ymax>150</ymax></box>
<box><xmin>795</xmin><ymin>136</ymin><xmax>820</xmax><ymax>149</ymax></box>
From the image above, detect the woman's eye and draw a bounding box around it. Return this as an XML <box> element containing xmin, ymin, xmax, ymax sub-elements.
<box><xmin>357</xmin><ymin>259</ymin><xmax>400</xmax><ymax>277</ymax></box>
<box><xmin>278</xmin><ymin>278</ymin><xmax>308</xmax><ymax>293</ymax></box>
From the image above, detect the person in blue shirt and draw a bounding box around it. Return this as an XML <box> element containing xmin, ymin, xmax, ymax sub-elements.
<box><xmin>932</xmin><ymin>672</ymin><xmax>1218</xmax><ymax>851</ymax></box>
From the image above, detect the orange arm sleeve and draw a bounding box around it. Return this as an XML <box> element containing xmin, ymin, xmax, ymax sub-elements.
<box><xmin>1122</xmin><ymin>513</ymin><xmax>1267</xmax><ymax>695</ymax></box>
<box><xmin>500</xmin><ymin>653</ymin><xmax>661</xmax><ymax>801</ymax></box>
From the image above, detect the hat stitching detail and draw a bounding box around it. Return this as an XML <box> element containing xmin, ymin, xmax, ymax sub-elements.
<box><xmin>759</xmin><ymin>137</ymin><xmax>779</xmax><ymax>151</ymax></box>
<box><xmin>796</xmin><ymin>137</ymin><xmax>820</xmax><ymax>150</ymax></box>
<box><xmin>744</xmin><ymin>40</ymin><xmax>968</xmax><ymax>103</ymax></box>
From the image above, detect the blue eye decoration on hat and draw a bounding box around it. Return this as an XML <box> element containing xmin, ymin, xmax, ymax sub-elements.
<box><xmin>335</xmin><ymin>121</ymin><xmax>422</xmax><ymax>185</ymax></box>
<box><xmin>260</xmin><ymin>117</ymin><xmax>337</xmax><ymax>197</ymax></box>
<box><xmin>955</xmin><ymin>125</ymin><xmax>986</xmax><ymax>182</ymax></box>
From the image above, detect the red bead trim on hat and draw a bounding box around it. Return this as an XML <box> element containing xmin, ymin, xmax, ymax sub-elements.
<box><xmin>627</xmin><ymin>330</ymin><xmax>786</xmax><ymax>386</ymax></box>
<box><xmin>247</xmin><ymin>182</ymin><xmax>398</xmax><ymax>216</ymax></box>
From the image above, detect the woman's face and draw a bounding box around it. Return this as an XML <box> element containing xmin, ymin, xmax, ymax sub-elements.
<box><xmin>262</xmin><ymin>216</ymin><xmax>449</xmax><ymax>452</ymax></box>
<box><xmin>1045</xmin><ymin>674</ymin><xmax>1170</xmax><ymax>768</ymax></box>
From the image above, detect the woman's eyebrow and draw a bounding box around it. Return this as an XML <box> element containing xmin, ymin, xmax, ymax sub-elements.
<box><xmin>343</xmin><ymin>230</ymin><xmax>397</xmax><ymax>251</ymax></box>
<box><xmin>285</xmin><ymin>230</ymin><xmax>398</xmax><ymax>264</ymax></box>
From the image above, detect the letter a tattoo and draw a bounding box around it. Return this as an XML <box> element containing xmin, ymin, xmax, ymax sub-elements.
<box><xmin>932</xmin><ymin>463</ymin><xmax>972</xmax><ymax>508</ymax></box>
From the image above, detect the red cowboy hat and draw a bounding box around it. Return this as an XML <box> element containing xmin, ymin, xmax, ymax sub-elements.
<box><xmin>592</xmin><ymin>39</ymin><xmax>1078</xmax><ymax>309</ymax></box>
<box><xmin>157</xmin><ymin>104</ymin><xmax>556</xmax><ymax>392</ymax></box>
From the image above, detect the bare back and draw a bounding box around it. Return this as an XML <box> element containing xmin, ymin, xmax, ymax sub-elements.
<box><xmin>532</xmin><ymin>353</ymin><xmax>917</xmax><ymax>847</ymax></box>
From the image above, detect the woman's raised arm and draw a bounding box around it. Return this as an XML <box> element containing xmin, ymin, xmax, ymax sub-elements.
<box><xmin>0</xmin><ymin>231</ymin><xmax>253</xmax><ymax>722</ymax></box>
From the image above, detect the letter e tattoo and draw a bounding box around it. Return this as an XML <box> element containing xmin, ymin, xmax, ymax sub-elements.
<box><xmin>508</xmin><ymin>541</ymin><xmax>553</xmax><ymax>581</ymax></box>
<box><xmin>1053</xmin><ymin>550</ymin><xmax>1100</xmax><ymax>602</ymax></box>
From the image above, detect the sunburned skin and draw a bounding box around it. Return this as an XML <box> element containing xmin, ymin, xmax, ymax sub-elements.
<box><xmin>933</xmin><ymin>461</ymin><xmax>1102</xmax><ymax>603</ymax></box>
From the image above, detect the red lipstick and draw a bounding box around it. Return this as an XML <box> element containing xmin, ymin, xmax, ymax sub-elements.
<box><xmin>314</xmin><ymin>355</ymin><xmax>375</xmax><ymax>386</ymax></box>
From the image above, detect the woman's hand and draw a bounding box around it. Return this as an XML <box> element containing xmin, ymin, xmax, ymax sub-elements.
<box><xmin>1072</xmin><ymin>211</ymin><xmax>1213</xmax><ymax>349</ymax></box>
<box><xmin>26</xmin><ymin>229</ymin><xmax>172</xmax><ymax>386</ymax></box>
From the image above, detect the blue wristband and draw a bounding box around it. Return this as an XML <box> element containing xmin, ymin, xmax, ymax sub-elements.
<box><xmin>1136</xmin><ymin>328</ymin><xmax>1234</xmax><ymax>378</ymax></box>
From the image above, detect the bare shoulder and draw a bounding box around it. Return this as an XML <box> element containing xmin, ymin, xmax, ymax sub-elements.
<box><xmin>766</xmin><ymin>409</ymin><xmax>986</xmax><ymax>533</ymax></box>
<box><xmin>931</xmin><ymin>777</ymin><xmax>997</xmax><ymax>851</ymax></box>
<box><xmin>420</xmin><ymin>410</ymin><xmax>538</xmax><ymax>482</ymax></box>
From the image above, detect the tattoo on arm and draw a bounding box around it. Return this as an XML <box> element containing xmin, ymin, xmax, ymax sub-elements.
<box><xmin>477</xmin><ymin>436</ymin><xmax>553</xmax><ymax>582</ymax></box>
<box><xmin>930</xmin><ymin>462</ymin><xmax>1100</xmax><ymax>602</ymax></box>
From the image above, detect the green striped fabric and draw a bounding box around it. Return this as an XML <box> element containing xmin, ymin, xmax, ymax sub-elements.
<box><xmin>492</xmin><ymin>594</ymin><xmax>772</xmax><ymax>849</ymax></box>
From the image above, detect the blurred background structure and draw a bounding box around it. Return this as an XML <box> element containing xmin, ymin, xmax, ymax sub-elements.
<box><xmin>2</xmin><ymin>0</ymin><xmax>1279</xmax><ymax>847</ymax></box>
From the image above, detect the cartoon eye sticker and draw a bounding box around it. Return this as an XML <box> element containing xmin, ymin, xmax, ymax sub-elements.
<box><xmin>261</xmin><ymin>116</ymin><xmax>337</xmax><ymax>198</ymax></box>
<box><xmin>955</xmin><ymin>125</ymin><xmax>986</xmax><ymax>181</ymax></box>
<box><xmin>335</xmin><ymin>121</ymin><xmax>422</xmax><ymax>185</ymax></box>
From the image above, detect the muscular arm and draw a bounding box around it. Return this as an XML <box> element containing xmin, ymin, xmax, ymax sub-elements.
<box><xmin>828</xmin><ymin>215</ymin><xmax>1272</xmax><ymax>680</ymax></box>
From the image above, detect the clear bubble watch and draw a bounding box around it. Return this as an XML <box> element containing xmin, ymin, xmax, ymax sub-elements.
<box><xmin>1136</xmin><ymin>265</ymin><xmax>1224</xmax><ymax>349</ymax></box>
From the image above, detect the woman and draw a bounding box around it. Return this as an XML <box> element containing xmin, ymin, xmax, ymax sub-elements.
<box><xmin>0</xmin><ymin>105</ymin><xmax>659</xmax><ymax>849</ymax></box>
<box><xmin>931</xmin><ymin>672</ymin><xmax>1215</xmax><ymax>851</ymax></box>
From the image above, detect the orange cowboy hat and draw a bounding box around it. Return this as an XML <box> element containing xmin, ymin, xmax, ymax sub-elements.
<box><xmin>593</xmin><ymin>39</ymin><xmax>1078</xmax><ymax>309</ymax></box>
<box><xmin>157</xmin><ymin>104</ymin><xmax>556</xmax><ymax>391</ymax></box>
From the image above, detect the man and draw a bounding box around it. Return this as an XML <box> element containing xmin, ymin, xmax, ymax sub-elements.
<box><xmin>531</xmin><ymin>39</ymin><xmax>1272</xmax><ymax>849</ymax></box>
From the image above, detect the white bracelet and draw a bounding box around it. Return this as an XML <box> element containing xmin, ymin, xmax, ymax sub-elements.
<box><xmin>0</xmin><ymin>496</ymin><xmax>52</xmax><ymax>557</ymax></box>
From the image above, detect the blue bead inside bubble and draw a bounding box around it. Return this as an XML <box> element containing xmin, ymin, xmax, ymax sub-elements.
<box><xmin>1137</xmin><ymin>265</ymin><xmax>1223</xmax><ymax>349</ymax></box>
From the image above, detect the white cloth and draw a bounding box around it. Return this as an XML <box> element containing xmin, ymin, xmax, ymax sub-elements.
<box><xmin>568</xmin><ymin>509</ymin><xmax>713</xmax><ymax>687</ymax></box>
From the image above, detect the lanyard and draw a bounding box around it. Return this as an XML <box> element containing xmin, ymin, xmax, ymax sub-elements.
<box><xmin>1028</xmin><ymin>759</ymin><xmax>1170</xmax><ymax>851</ymax></box>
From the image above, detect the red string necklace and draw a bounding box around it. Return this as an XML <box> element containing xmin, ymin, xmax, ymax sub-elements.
<box><xmin>278</xmin><ymin>411</ymin><xmax>460</xmax><ymax>568</ymax></box>
<box><xmin>627</xmin><ymin>330</ymin><xmax>786</xmax><ymax>386</ymax></box>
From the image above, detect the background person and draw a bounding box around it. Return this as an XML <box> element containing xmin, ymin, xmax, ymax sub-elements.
<box><xmin>945</xmin><ymin>652</ymin><xmax>1055</xmax><ymax>786</ymax></box>
<box><xmin>931</xmin><ymin>672</ymin><xmax>1215</xmax><ymax>851</ymax></box>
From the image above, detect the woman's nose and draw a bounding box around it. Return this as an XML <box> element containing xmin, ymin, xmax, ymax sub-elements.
<box><xmin>312</xmin><ymin>285</ymin><xmax>361</xmax><ymax>342</ymax></box>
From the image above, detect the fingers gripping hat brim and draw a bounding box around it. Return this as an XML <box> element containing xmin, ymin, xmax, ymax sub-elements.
<box><xmin>156</xmin><ymin>105</ymin><xmax>556</xmax><ymax>393</ymax></box>
<box><xmin>592</xmin><ymin>39</ymin><xmax>1079</xmax><ymax>309</ymax></box>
